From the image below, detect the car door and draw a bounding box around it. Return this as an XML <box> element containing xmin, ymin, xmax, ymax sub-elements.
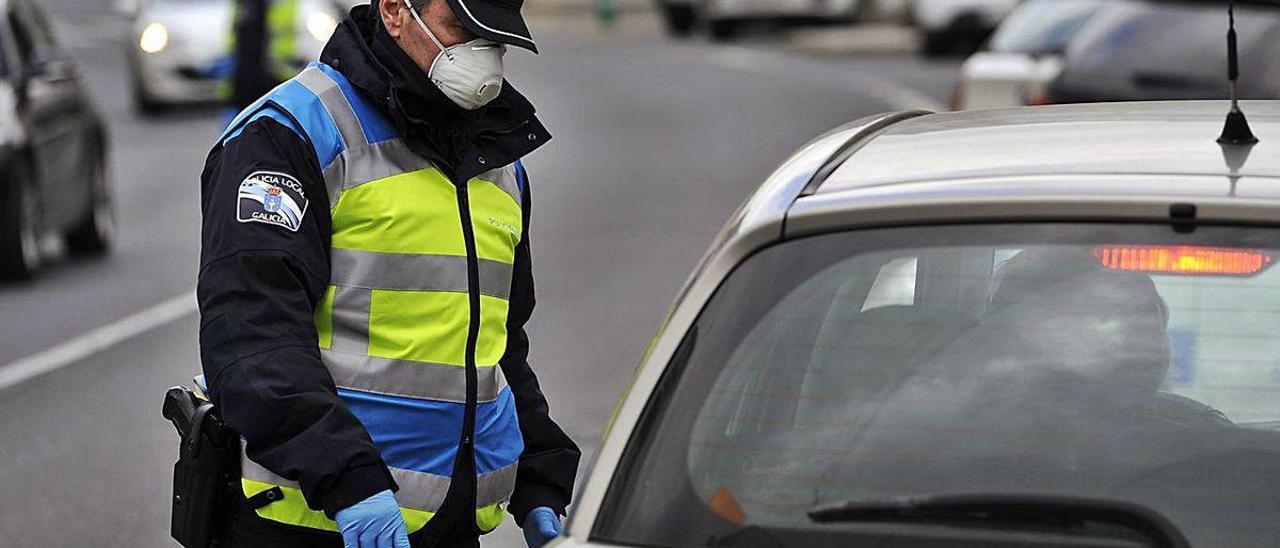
<box><xmin>9</xmin><ymin>0</ymin><xmax>88</xmax><ymax>228</ymax></box>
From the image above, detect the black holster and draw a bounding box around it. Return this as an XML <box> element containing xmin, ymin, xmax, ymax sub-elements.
<box><xmin>163</xmin><ymin>386</ymin><xmax>239</xmax><ymax>548</ymax></box>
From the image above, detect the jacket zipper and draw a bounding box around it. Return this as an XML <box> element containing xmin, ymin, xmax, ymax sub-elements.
<box><xmin>453</xmin><ymin>175</ymin><xmax>482</xmax><ymax>520</ymax></box>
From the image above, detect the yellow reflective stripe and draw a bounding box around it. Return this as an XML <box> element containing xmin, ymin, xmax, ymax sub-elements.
<box><xmin>369</xmin><ymin>290</ymin><xmax>467</xmax><ymax>365</ymax></box>
<box><xmin>242</xmin><ymin>479</ymin><xmax>437</xmax><ymax>534</ymax></box>
<box><xmin>315</xmin><ymin>285</ymin><xmax>336</xmax><ymax>349</ymax></box>
<box><xmin>468</xmin><ymin>178</ymin><xmax>523</xmax><ymax>265</ymax></box>
<box><xmin>477</xmin><ymin>295</ymin><xmax>511</xmax><ymax>367</ymax></box>
<box><xmin>242</xmin><ymin>444</ymin><xmax>514</xmax><ymax>533</ymax></box>
<box><xmin>365</xmin><ymin>290</ymin><xmax>510</xmax><ymax>367</ymax></box>
<box><xmin>477</xmin><ymin>503</ymin><xmax>506</xmax><ymax>533</ymax></box>
<box><xmin>331</xmin><ymin>168</ymin><xmax>466</xmax><ymax>256</ymax></box>
<box><xmin>242</xmin><ymin>478</ymin><xmax>339</xmax><ymax>532</ymax></box>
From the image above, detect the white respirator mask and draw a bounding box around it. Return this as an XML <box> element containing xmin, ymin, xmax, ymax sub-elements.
<box><xmin>404</xmin><ymin>0</ymin><xmax>506</xmax><ymax>110</ymax></box>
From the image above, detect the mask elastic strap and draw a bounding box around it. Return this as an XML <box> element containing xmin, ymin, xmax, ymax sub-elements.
<box><xmin>402</xmin><ymin>0</ymin><xmax>453</xmax><ymax>61</ymax></box>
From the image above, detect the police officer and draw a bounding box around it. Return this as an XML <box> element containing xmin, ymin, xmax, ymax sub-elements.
<box><xmin>196</xmin><ymin>0</ymin><xmax>580</xmax><ymax>545</ymax></box>
<box><xmin>223</xmin><ymin>0</ymin><xmax>299</xmax><ymax>113</ymax></box>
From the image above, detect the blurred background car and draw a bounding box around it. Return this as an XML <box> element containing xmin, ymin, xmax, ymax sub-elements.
<box><xmin>952</xmin><ymin>0</ymin><xmax>1109</xmax><ymax>110</ymax></box>
<box><xmin>0</xmin><ymin>0</ymin><xmax>110</xmax><ymax>279</ymax></box>
<box><xmin>912</xmin><ymin>0</ymin><xmax>1018</xmax><ymax>57</ymax></box>
<box><xmin>1046</xmin><ymin>0</ymin><xmax>1280</xmax><ymax>104</ymax></box>
<box><xmin>656</xmin><ymin>0</ymin><xmax>868</xmax><ymax>41</ymax></box>
<box><xmin>120</xmin><ymin>0</ymin><xmax>346</xmax><ymax>114</ymax></box>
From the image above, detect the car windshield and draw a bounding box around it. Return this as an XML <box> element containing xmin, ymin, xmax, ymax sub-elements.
<box><xmin>987</xmin><ymin>0</ymin><xmax>1107</xmax><ymax>55</ymax></box>
<box><xmin>595</xmin><ymin>224</ymin><xmax>1280</xmax><ymax>548</ymax></box>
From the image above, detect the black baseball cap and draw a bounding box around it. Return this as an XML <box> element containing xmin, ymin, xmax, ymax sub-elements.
<box><xmin>443</xmin><ymin>0</ymin><xmax>538</xmax><ymax>53</ymax></box>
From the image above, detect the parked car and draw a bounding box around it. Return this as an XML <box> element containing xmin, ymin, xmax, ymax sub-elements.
<box><xmin>557</xmin><ymin>100</ymin><xmax>1280</xmax><ymax>548</ymax></box>
<box><xmin>123</xmin><ymin>0</ymin><xmax>346</xmax><ymax>113</ymax></box>
<box><xmin>1047</xmin><ymin>1</ymin><xmax>1280</xmax><ymax>104</ymax></box>
<box><xmin>912</xmin><ymin>0</ymin><xmax>1018</xmax><ymax>56</ymax></box>
<box><xmin>0</xmin><ymin>0</ymin><xmax>111</xmax><ymax>279</ymax></box>
<box><xmin>953</xmin><ymin>0</ymin><xmax>1110</xmax><ymax>110</ymax></box>
<box><xmin>657</xmin><ymin>0</ymin><xmax>867</xmax><ymax>41</ymax></box>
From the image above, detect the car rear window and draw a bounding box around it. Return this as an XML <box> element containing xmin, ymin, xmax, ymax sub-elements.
<box><xmin>595</xmin><ymin>224</ymin><xmax>1280</xmax><ymax>548</ymax></box>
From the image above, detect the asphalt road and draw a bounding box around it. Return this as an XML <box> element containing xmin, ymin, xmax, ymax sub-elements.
<box><xmin>0</xmin><ymin>3</ymin><xmax>959</xmax><ymax>546</ymax></box>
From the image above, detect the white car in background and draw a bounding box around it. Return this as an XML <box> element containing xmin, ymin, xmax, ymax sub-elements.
<box><xmin>912</xmin><ymin>0</ymin><xmax>1018</xmax><ymax>56</ymax></box>
<box><xmin>122</xmin><ymin>0</ymin><xmax>347</xmax><ymax>113</ymax></box>
<box><xmin>657</xmin><ymin>0</ymin><xmax>867</xmax><ymax>41</ymax></box>
<box><xmin>954</xmin><ymin>0</ymin><xmax>1110</xmax><ymax>110</ymax></box>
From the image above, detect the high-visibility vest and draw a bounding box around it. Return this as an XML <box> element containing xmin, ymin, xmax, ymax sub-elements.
<box><xmin>219</xmin><ymin>62</ymin><xmax>526</xmax><ymax>534</ymax></box>
<box><xmin>220</xmin><ymin>0</ymin><xmax>302</xmax><ymax>98</ymax></box>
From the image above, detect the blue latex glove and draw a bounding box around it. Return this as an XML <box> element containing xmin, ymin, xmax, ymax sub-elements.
<box><xmin>522</xmin><ymin>506</ymin><xmax>562</xmax><ymax>548</ymax></box>
<box><xmin>334</xmin><ymin>490</ymin><xmax>411</xmax><ymax>548</ymax></box>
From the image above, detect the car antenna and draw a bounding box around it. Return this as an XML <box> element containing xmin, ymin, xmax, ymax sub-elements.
<box><xmin>1218</xmin><ymin>0</ymin><xmax>1259</xmax><ymax>145</ymax></box>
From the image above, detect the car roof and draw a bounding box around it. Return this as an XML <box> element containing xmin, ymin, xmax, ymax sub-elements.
<box><xmin>816</xmin><ymin>100</ymin><xmax>1280</xmax><ymax>195</ymax></box>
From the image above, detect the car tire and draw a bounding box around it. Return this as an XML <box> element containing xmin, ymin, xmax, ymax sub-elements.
<box><xmin>65</xmin><ymin>156</ymin><xmax>113</xmax><ymax>256</ymax></box>
<box><xmin>0</xmin><ymin>163</ymin><xmax>41</xmax><ymax>280</ymax></box>
<box><xmin>709</xmin><ymin>19</ymin><xmax>739</xmax><ymax>41</ymax></box>
<box><xmin>659</xmin><ymin>1</ymin><xmax>697</xmax><ymax>37</ymax></box>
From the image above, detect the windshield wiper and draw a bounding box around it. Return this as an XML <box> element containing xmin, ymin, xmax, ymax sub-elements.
<box><xmin>808</xmin><ymin>493</ymin><xmax>1190</xmax><ymax>548</ymax></box>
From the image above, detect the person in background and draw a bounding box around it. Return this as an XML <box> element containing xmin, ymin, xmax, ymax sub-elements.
<box><xmin>214</xmin><ymin>0</ymin><xmax>299</xmax><ymax>124</ymax></box>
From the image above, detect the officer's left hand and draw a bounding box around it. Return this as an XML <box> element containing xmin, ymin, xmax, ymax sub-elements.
<box><xmin>522</xmin><ymin>506</ymin><xmax>562</xmax><ymax>548</ymax></box>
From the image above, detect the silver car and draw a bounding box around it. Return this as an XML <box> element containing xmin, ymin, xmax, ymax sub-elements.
<box><xmin>561</xmin><ymin>101</ymin><xmax>1280</xmax><ymax>548</ymax></box>
<box><xmin>123</xmin><ymin>0</ymin><xmax>347</xmax><ymax>113</ymax></box>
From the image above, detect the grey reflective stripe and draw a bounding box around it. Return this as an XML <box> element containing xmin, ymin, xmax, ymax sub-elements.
<box><xmin>295</xmin><ymin>67</ymin><xmax>366</xmax><ymax>152</ymax></box>
<box><xmin>324</xmin><ymin>139</ymin><xmax>434</xmax><ymax>199</ymax></box>
<box><xmin>390</xmin><ymin>467</ymin><xmax>449</xmax><ymax>512</ymax></box>
<box><xmin>323</xmin><ymin>349</ymin><xmax>508</xmax><ymax>403</ymax></box>
<box><xmin>241</xmin><ymin>448</ymin><xmax>518</xmax><ymax>512</ymax></box>
<box><xmin>476</xmin><ymin>462</ymin><xmax>518</xmax><ymax>506</ymax></box>
<box><xmin>329</xmin><ymin>286</ymin><xmax>371</xmax><ymax>354</ymax></box>
<box><xmin>478</xmin><ymin>166</ymin><xmax>521</xmax><ymax>207</ymax></box>
<box><xmin>330</xmin><ymin>248</ymin><xmax>512</xmax><ymax>299</ymax></box>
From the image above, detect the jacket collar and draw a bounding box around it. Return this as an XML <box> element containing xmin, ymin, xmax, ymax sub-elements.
<box><xmin>320</xmin><ymin>5</ymin><xmax>550</xmax><ymax>183</ymax></box>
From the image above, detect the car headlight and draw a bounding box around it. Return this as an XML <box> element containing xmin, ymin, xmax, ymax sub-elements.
<box><xmin>307</xmin><ymin>11</ymin><xmax>338</xmax><ymax>42</ymax></box>
<box><xmin>139</xmin><ymin>22</ymin><xmax>168</xmax><ymax>53</ymax></box>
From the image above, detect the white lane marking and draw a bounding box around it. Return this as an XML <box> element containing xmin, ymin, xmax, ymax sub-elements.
<box><xmin>711</xmin><ymin>46</ymin><xmax>946</xmax><ymax>112</ymax></box>
<box><xmin>0</xmin><ymin>291</ymin><xmax>198</xmax><ymax>391</ymax></box>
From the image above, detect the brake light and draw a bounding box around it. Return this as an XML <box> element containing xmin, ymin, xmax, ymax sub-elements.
<box><xmin>707</xmin><ymin>487</ymin><xmax>747</xmax><ymax>525</ymax></box>
<box><xmin>1093</xmin><ymin>246</ymin><xmax>1274</xmax><ymax>276</ymax></box>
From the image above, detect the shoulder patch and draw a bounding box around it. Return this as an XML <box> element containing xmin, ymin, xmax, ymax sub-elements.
<box><xmin>237</xmin><ymin>171</ymin><xmax>309</xmax><ymax>232</ymax></box>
